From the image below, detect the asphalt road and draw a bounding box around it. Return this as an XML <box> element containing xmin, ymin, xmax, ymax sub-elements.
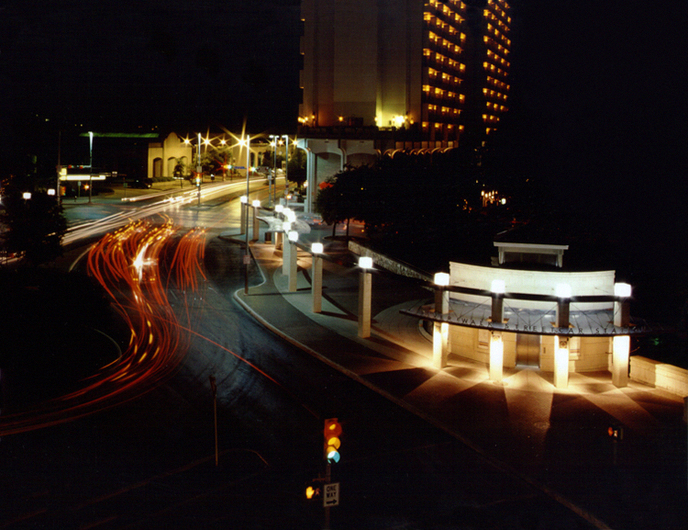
<box><xmin>0</xmin><ymin>191</ymin><xmax>598</xmax><ymax>529</ymax></box>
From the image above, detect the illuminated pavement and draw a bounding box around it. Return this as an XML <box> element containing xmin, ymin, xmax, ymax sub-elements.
<box><xmin>235</xmin><ymin>234</ymin><xmax>688</xmax><ymax>530</ymax></box>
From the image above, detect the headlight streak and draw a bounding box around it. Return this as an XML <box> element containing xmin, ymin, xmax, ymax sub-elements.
<box><xmin>0</xmin><ymin>182</ymin><xmax>295</xmax><ymax>435</ymax></box>
<box><xmin>0</xmin><ymin>217</ymin><xmax>207</xmax><ymax>435</ymax></box>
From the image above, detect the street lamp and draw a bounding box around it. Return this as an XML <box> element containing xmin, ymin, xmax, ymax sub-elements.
<box><xmin>196</xmin><ymin>132</ymin><xmax>202</xmax><ymax>206</ymax></box>
<box><xmin>88</xmin><ymin>131</ymin><xmax>94</xmax><ymax>204</ymax></box>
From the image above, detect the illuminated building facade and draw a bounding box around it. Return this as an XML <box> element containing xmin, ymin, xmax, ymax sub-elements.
<box><xmin>298</xmin><ymin>0</ymin><xmax>511</xmax><ymax>147</ymax></box>
<box><xmin>297</xmin><ymin>0</ymin><xmax>512</xmax><ymax>211</ymax></box>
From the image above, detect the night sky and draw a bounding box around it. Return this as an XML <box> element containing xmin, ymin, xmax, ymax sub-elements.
<box><xmin>2</xmin><ymin>0</ymin><xmax>687</xmax><ymax>296</ymax></box>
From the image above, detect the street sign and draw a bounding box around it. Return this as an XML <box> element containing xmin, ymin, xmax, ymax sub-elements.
<box><xmin>323</xmin><ymin>482</ymin><xmax>339</xmax><ymax>507</ymax></box>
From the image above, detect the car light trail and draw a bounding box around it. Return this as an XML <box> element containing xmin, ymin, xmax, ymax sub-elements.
<box><xmin>0</xmin><ymin>217</ymin><xmax>206</xmax><ymax>435</ymax></box>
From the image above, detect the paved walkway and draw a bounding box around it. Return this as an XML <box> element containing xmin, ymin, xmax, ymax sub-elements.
<box><xmin>235</xmin><ymin>236</ymin><xmax>688</xmax><ymax>530</ymax></box>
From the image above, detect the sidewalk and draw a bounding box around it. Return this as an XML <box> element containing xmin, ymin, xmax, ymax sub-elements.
<box><xmin>234</xmin><ymin>236</ymin><xmax>688</xmax><ymax>530</ymax></box>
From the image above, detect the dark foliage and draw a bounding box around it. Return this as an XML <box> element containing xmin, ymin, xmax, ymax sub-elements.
<box><xmin>1</xmin><ymin>187</ymin><xmax>67</xmax><ymax>266</ymax></box>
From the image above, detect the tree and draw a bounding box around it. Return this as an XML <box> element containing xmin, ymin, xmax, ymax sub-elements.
<box><xmin>1</xmin><ymin>188</ymin><xmax>67</xmax><ymax>266</ymax></box>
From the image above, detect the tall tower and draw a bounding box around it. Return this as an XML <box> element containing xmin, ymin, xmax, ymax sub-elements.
<box><xmin>299</xmin><ymin>0</ymin><xmax>511</xmax><ymax>149</ymax></box>
<box><xmin>297</xmin><ymin>0</ymin><xmax>511</xmax><ymax>211</ymax></box>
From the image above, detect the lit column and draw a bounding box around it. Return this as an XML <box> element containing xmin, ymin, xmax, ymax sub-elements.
<box><xmin>489</xmin><ymin>332</ymin><xmax>504</xmax><ymax>382</ymax></box>
<box><xmin>252</xmin><ymin>199</ymin><xmax>261</xmax><ymax>242</ymax></box>
<box><xmin>612</xmin><ymin>283</ymin><xmax>632</xmax><ymax>387</ymax></box>
<box><xmin>286</xmin><ymin>230</ymin><xmax>299</xmax><ymax>292</ymax></box>
<box><xmin>358</xmin><ymin>256</ymin><xmax>373</xmax><ymax>338</ymax></box>
<box><xmin>491</xmin><ymin>279</ymin><xmax>505</xmax><ymax>324</ymax></box>
<box><xmin>556</xmin><ymin>283</ymin><xmax>571</xmax><ymax>330</ymax></box>
<box><xmin>433</xmin><ymin>272</ymin><xmax>450</xmax><ymax>369</ymax></box>
<box><xmin>614</xmin><ymin>283</ymin><xmax>631</xmax><ymax>328</ymax></box>
<box><xmin>554</xmin><ymin>336</ymin><xmax>570</xmax><ymax>388</ymax></box>
<box><xmin>274</xmin><ymin>204</ymin><xmax>284</xmax><ymax>250</ymax></box>
<box><xmin>612</xmin><ymin>335</ymin><xmax>630</xmax><ymax>387</ymax></box>
<box><xmin>311</xmin><ymin>242</ymin><xmax>324</xmax><ymax>313</ymax></box>
<box><xmin>281</xmin><ymin>222</ymin><xmax>292</xmax><ymax>275</ymax></box>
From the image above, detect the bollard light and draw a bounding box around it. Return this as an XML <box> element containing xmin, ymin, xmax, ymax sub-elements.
<box><xmin>288</xmin><ymin>230</ymin><xmax>299</xmax><ymax>242</ymax></box>
<box><xmin>252</xmin><ymin>199</ymin><xmax>261</xmax><ymax>208</ymax></box>
<box><xmin>434</xmin><ymin>272</ymin><xmax>450</xmax><ymax>286</ymax></box>
<box><xmin>614</xmin><ymin>282</ymin><xmax>631</xmax><ymax>298</ymax></box>
<box><xmin>358</xmin><ymin>256</ymin><xmax>373</xmax><ymax>269</ymax></box>
<box><xmin>556</xmin><ymin>283</ymin><xmax>572</xmax><ymax>299</ymax></box>
<box><xmin>240</xmin><ymin>195</ymin><xmax>248</xmax><ymax>204</ymax></box>
<box><xmin>312</xmin><ymin>242</ymin><xmax>324</xmax><ymax>254</ymax></box>
<box><xmin>275</xmin><ymin>204</ymin><xmax>284</xmax><ymax>213</ymax></box>
<box><xmin>491</xmin><ymin>279</ymin><xmax>505</xmax><ymax>294</ymax></box>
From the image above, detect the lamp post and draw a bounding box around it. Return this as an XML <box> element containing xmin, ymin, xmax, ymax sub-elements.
<box><xmin>196</xmin><ymin>132</ymin><xmax>202</xmax><ymax>206</ymax></box>
<box><xmin>311</xmin><ymin>242</ymin><xmax>324</xmax><ymax>313</ymax></box>
<box><xmin>433</xmin><ymin>272</ymin><xmax>450</xmax><ymax>369</ymax></box>
<box><xmin>358</xmin><ymin>256</ymin><xmax>373</xmax><ymax>338</ymax></box>
<box><xmin>88</xmin><ymin>131</ymin><xmax>94</xmax><ymax>204</ymax></box>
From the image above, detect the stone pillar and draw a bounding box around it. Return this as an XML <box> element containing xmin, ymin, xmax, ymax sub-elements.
<box><xmin>489</xmin><ymin>332</ymin><xmax>503</xmax><ymax>382</ymax></box>
<box><xmin>251</xmin><ymin>201</ymin><xmax>261</xmax><ymax>242</ymax></box>
<box><xmin>612</xmin><ymin>335</ymin><xmax>630</xmax><ymax>387</ymax></box>
<box><xmin>433</xmin><ymin>287</ymin><xmax>450</xmax><ymax>369</ymax></box>
<box><xmin>358</xmin><ymin>267</ymin><xmax>372</xmax><ymax>339</ymax></box>
<box><xmin>286</xmin><ymin>234</ymin><xmax>298</xmax><ymax>293</ymax></box>
<box><xmin>311</xmin><ymin>247</ymin><xmax>323</xmax><ymax>313</ymax></box>
<box><xmin>554</xmin><ymin>336</ymin><xmax>569</xmax><ymax>389</ymax></box>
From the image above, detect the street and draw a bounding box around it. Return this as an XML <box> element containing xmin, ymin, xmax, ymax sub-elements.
<box><xmin>0</xmin><ymin>188</ymin><xmax>599</xmax><ymax>528</ymax></box>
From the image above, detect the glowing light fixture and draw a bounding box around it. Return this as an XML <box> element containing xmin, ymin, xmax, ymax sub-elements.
<box><xmin>434</xmin><ymin>272</ymin><xmax>450</xmax><ymax>286</ymax></box>
<box><xmin>491</xmin><ymin>279</ymin><xmax>505</xmax><ymax>294</ymax></box>
<box><xmin>358</xmin><ymin>256</ymin><xmax>373</xmax><ymax>269</ymax></box>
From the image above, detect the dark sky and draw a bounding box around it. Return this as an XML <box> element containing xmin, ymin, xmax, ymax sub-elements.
<box><xmin>2</xmin><ymin>0</ymin><xmax>687</xmax><ymax>230</ymax></box>
<box><xmin>1</xmin><ymin>0</ymin><xmax>302</xmax><ymax>137</ymax></box>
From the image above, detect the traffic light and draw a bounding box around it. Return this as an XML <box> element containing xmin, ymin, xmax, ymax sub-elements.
<box><xmin>324</xmin><ymin>418</ymin><xmax>342</xmax><ymax>464</ymax></box>
<box><xmin>608</xmin><ymin>425</ymin><xmax>623</xmax><ymax>440</ymax></box>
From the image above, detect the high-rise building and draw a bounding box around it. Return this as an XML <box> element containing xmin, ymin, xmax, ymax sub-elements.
<box><xmin>296</xmin><ymin>0</ymin><xmax>511</xmax><ymax>211</ymax></box>
<box><xmin>298</xmin><ymin>0</ymin><xmax>511</xmax><ymax>148</ymax></box>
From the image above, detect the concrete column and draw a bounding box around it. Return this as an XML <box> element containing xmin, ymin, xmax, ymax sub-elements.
<box><xmin>358</xmin><ymin>270</ymin><xmax>372</xmax><ymax>338</ymax></box>
<box><xmin>432</xmin><ymin>287</ymin><xmax>450</xmax><ymax>369</ymax></box>
<box><xmin>612</xmin><ymin>335</ymin><xmax>630</xmax><ymax>387</ymax></box>
<box><xmin>489</xmin><ymin>332</ymin><xmax>503</xmax><ymax>382</ymax></box>
<box><xmin>312</xmin><ymin>250</ymin><xmax>323</xmax><ymax>313</ymax></box>
<box><xmin>556</xmin><ymin>299</ymin><xmax>570</xmax><ymax>329</ymax></box>
<box><xmin>287</xmin><ymin>238</ymin><xmax>298</xmax><ymax>293</ymax></box>
<box><xmin>251</xmin><ymin>201</ymin><xmax>261</xmax><ymax>242</ymax></box>
<box><xmin>554</xmin><ymin>336</ymin><xmax>569</xmax><ymax>389</ymax></box>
